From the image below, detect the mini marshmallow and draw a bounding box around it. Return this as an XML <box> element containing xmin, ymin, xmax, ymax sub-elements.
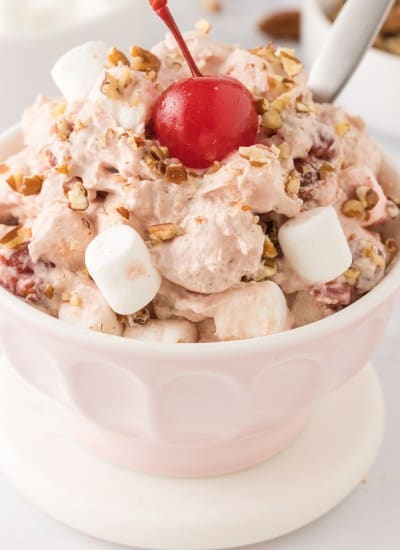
<box><xmin>51</xmin><ymin>41</ymin><xmax>108</xmax><ymax>102</ymax></box>
<box><xmin>278</xmin><ymin>206</ymin><xmax>352</xmax><ymax>284</ymax></box>
<box><xmin>124</xmin><ymin>319</ymin><xmax>199</xmax><ymax>343</ymax></box>
<box><xmin>85</xmin><ymin>225</ymin><xmax>161</xmax><ymax>315</ymax></box>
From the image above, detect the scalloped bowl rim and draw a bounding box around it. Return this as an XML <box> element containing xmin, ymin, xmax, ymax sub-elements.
<box><xmin>0</xmin><ymin>124</ymin><xmax>399</xmax><ymax>359</ymax></box>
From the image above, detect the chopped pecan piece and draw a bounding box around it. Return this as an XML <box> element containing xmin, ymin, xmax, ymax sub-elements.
<box><xmin>285</xmin><ymin>170</ymin><xmax>301</xmax><ymax>196</ymax></box>
<box><xmin>0</xmin><ymin>225</ymin><xmax>32</xmax><ymax>249</ymax></box>
<box><xmin>130</xmin><ymin>46</ymin><xmax>161</xmax><ymax>73</ymax></box>
<box><xmin>166</xmin><ymin>163</ymin><xmax>187</xmax><ymax>184</ymax></box>
<box><xmin>107</xmin><ymin>47</ymin><xmax>130</xmax><ymax>67</ymax></box>
<box><xmin>356</xmin><ymin>187</ymin><xmax>379</xmax><ymax>211</ymax></box>
<box><xmin>341</xmin><ymin>199</ymin><xmax>364</xmax><ymax>218</ymax></box>
<box><xmin>7</xmin><ymin>173</ymin><xmax>44</xmax><ymax>196</ymax></box>
<box><xmin>116</xmin><ymin>206</ymin><xmax>130</xmax><ymax>219</ymax></box>
<box><xmin>148</xmin><ymin>223</ymin><xmax>184</xmax><ymax>245</ymax></box>
<box><xmin>254</xmin><ymin>259</ymin><xmax>278</xmax><ymax>281</ymax></box>
<box><xmin>278</xmin><ymin>50</ymin><xmax>303</xmax><ymax>78</ymax></box>
<box><xmin>44</xmin><ymin>285</ymin><xmax>55</xmax><ymax>299</ymax></box>
<box><xmin>261</xmin><ymin>108</ymin><xmax>283</xmax><ymax>131</ymax></box>
<box><xmin>263</xmin><ymin>236</ymin><xmax>278</xmax><ymax>259</ymax></box>
<box><xmin>101</xmin><ymin>69</ymin><xmax>133</xmax><ymax>100</ymax></box>
<box><xmin>64</xmin><ymin>178</ymin><xmax>89</xmax><ymax>211</ymax></box>
<box><xmin>335</xmin><ymin>121</ymin><xmax>351</xmax><ymax>138</ymax></box>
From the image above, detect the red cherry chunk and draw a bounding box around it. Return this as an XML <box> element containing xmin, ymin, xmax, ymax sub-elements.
<box><xmin>153</xmin><ymin>76</ymin><xmax>259</xmax><ymax>169</ymax></box>
<box><xmin>0</xmin><ymin>245</ymin><xmax>42</xmax><ymax>301</ymax></box>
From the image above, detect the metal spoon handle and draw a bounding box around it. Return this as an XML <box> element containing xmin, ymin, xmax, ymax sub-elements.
<box><xmin>309</xmin><ymin>0</ymin><xmax>395</xmax><ymax>103</ymax></box>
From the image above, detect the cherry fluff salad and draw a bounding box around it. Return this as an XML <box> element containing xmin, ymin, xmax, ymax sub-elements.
<box><xmin>0</xmin><ymin>1</ymin><xmax>399</xmax><ymax>344</ymax></box>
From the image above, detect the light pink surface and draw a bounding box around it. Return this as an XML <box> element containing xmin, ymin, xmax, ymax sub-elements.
<box><xmin>0</xmin><ymin>126</ymin><xmax>399</xmax><ymax>477</ymax></box>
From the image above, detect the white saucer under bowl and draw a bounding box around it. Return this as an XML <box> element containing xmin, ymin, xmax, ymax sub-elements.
<box><xmin>0</xmin><ymin>358</ymin><xmax>384</xmax><ymax>550</ymax></box>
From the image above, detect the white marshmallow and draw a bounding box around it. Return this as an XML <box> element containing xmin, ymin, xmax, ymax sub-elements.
<box><xmin>124</xmin><ymin>319</ymin><xmax>198</xmax><ymax>343</ymax></box>
<box><xmin>51</xmin><ymin>41</ymin><xmax>108</xmax><ymax>102</ymax></box>
<box><xmin>85</xmin><ymin>225</ymin><xmax>161</xmax><ymax>315</ymax></box>
<box><xmin>278</xmin><ymin>206</ymin><xmax>352</xmax><ymax>284</ymax></box>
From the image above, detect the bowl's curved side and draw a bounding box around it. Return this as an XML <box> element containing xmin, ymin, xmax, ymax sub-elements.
<box><xmin>0</xmin><ymin>285</ymin><xmax>396</xmax><ymax>476</ymax></box>
<box><xmin>0</xmin><ymin>125</ymin><xmax>399</xmax><ymax>475</ymax></box>
<box><xmin>303</xmin><ymin>0</ymin><xmax>400</xmax><ymax>139</ymax></box>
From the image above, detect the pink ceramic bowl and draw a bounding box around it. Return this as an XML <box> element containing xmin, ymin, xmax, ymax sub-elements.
<box><xmin>0</xmin><ymin>125</ymin><xmax>399</xmax><ymax>477</ymax></box>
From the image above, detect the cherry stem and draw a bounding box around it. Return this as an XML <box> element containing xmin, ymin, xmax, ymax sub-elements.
<box><xmin>149</xmin><ymin>0</ymin><xmax>203</xmax><ymax>78</ymax></box>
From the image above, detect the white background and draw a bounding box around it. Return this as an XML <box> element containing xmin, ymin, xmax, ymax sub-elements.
<box><xmin>1</xmin><ymin>0</ymin><xmax>399</xmax><ymax>548</ymax></box>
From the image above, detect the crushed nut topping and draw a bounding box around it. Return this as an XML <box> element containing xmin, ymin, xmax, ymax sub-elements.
<box><xmin>0</xmin><ymin>225</ymin><xmax>31</xmax><ymax>249</ymax></box>
<box><xmin>64</xmin><ymin>178</ymin><xmax>89</xmax><ymax>211</ymax></box>
<box><xmin>7</xmin><ymin>173</ymin><xmax>44</xmax><ymax>196</ymax></box>
<box><xmin>130</xmin><ymin>45</ymin><xmax>161</xmax><ymax>73</ymax></box>
<box><xmin>195</xmin><ymin>19</ymin><xmax>212</xmax><ymax>33</ymax></box>
<box><xmin>44</xmin><ymin>285</ymin><xmax>55</xmax><ymax>300</ymax></box>
<box><xmin>278</xmin><ymin>50</ymin><xmax>303</xmax><ymax>77</ymax></box>
<box><xmin>74</xmin><ymin>120</ymin><xmax>86</xmax><ymax>132</ymax></box>
<box><xmin>372</xmin><ymin>253</ymin><xmax>385</xmax><ymax>267</ymax></box>
<box><xmin>254</xmin><ymin>97</ymin><xmax>271</xmax><ymax>114</ymax></box>
<box><xmin>69</xmin><ymin>294</ymin><xmax>82</xmax><ymax>307</ymax></box>
<box><xmin>56</xmin><ymin>164</ymin><xmax>72</xmax><ymax>175</ymax></box>
<box><xmin>143</xmin><ymin>145</ymin><xmax>170</xmax><ymax>176</ymax></box>
<box><xmin>62</xmin><ymin>292</ymin><xmax>71</xmax><ymax>303</ymax></box>
<box><xmin>285</xmin><ymin>170</ymin><xmax>301</xmax><ymax>196</ymax></box>
<box><xmin>385</xmin><ymin>237</ymin><xmax>398</xmax><ymax>256</ymax></box>
<box><xmin>278</xmin><ymin>141</ymin><xmax>291</xmax><ymax>159</ymax></box>
<box><xmin>263</xmin><ymin>235</ymin><xmax>278</xmax><ymax>259</ymax></box>
<box><xmin>335</xmin><ymin>121</ymin><xmax>351</xmax><ymax>138</ymax></box>
<box><xmin>254</xmin><ymin>258</ymin><xmax>278</xmax><ymax>281</ymax></box>
<box><xmin>261</xmin><ymin>108</ymin><xmax>283</xmax><ymax>131</ymax></box>
<box><xmin>166</xmin><ymin>163</ymin><xmax>187</xmax><ymax>184</ymax></box>
<box><xmin>341</xmin><ymin>199</ymin><xmax>364</xmax><ymax>218</ymax></box>
<box><xmin>101</xmin><ymin>69</ymin><xmax>133</xmax><ymax>100</ymax></box>
<box><xmin>107</xmin><ymin>47</ymin><xmax>130</xmax><ymax>67</ymax></box>
<box><xmin>356</xmin><ymin>186</ymin><xmax>379</xmax><ymax>211</ymax></box>
<box><xmin>205</xmin><ymin>161</ymin><xmax>221</xmax><ymax>175</ymax></box>
<box><xmin>272</xmin><ymin>92</ymin><xmax>293</xmax><ymax>112</ymax></box>
<box><xmin>127</xmin><ymin>308</ymin><xmax>151</xmax><ymax>326</ymax></box>
<box><xmin>51</xmin><ymin>101</ymin><xmax>67</xmax><ymax>119</ymax></box>
<box><xmin>343</xmin><ymin>268</ymin><xmax>361</xmax><ymax>285</ymax></box>
<box><xmin>0</xmin><ymin>163</ymin><xmax>10</xmax><ymax>174</ymax></box>
<box><xmin>56</xmin><ymin>118</ymin><xmax>73</xmax><ymax>141</ymax></box>
<box><xmin>295</xmin><ymin>100</ymin><xmax>311</xmax><ymax>113</ymax></box>
<box><xmin>318</xmin><ymin>163</ymin><xmax>334</xmax><ymax>180</ymax></box>
<box><xmin>149</xmin><ymin>223</ymin><xmax>184</xmax><ymax>245</ymax></box>
<box><xmin>116</xmin><ymin>206</ymin><xmax>130</xmax><ymax>219</ymax></box>
<box><xmin>239</xmin><ymin>146</ymin><xmax>270</xmax><ymax>167</ymax></box>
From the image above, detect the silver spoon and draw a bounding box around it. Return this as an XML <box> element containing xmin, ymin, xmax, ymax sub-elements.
<box><xmin>309</xmin><ymin>0</ymin><xmax>395</xmax><ymax>103</ymax></box>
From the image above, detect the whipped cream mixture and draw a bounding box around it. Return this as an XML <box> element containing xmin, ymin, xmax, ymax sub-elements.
<box><xmin>0</xmin><ymin>28</ymin><xmax>398</xmax><ymax>342</ymax></box>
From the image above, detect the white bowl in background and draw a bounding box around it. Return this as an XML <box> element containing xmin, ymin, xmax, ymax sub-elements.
<box><xmin>303</xmin><ymin>0</ymin><xmax>400</xmax><ymax>139</ymax></box>
<box><xmin>0</xmin><ymin>0</ymin><xmax>159</xmax><ymax>130</ymax></box>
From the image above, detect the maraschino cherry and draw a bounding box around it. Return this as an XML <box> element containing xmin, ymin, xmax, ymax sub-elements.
<box><xmin>149</xmin><ymin>0</ymin><xmax>259</xmax><ymax>169</ymax></box>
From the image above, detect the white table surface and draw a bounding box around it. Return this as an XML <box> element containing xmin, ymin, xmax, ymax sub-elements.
<box><xmin>1</xmin><ymin>0</ymin><xmax>400</xmax><ymax>548</ymax></box>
